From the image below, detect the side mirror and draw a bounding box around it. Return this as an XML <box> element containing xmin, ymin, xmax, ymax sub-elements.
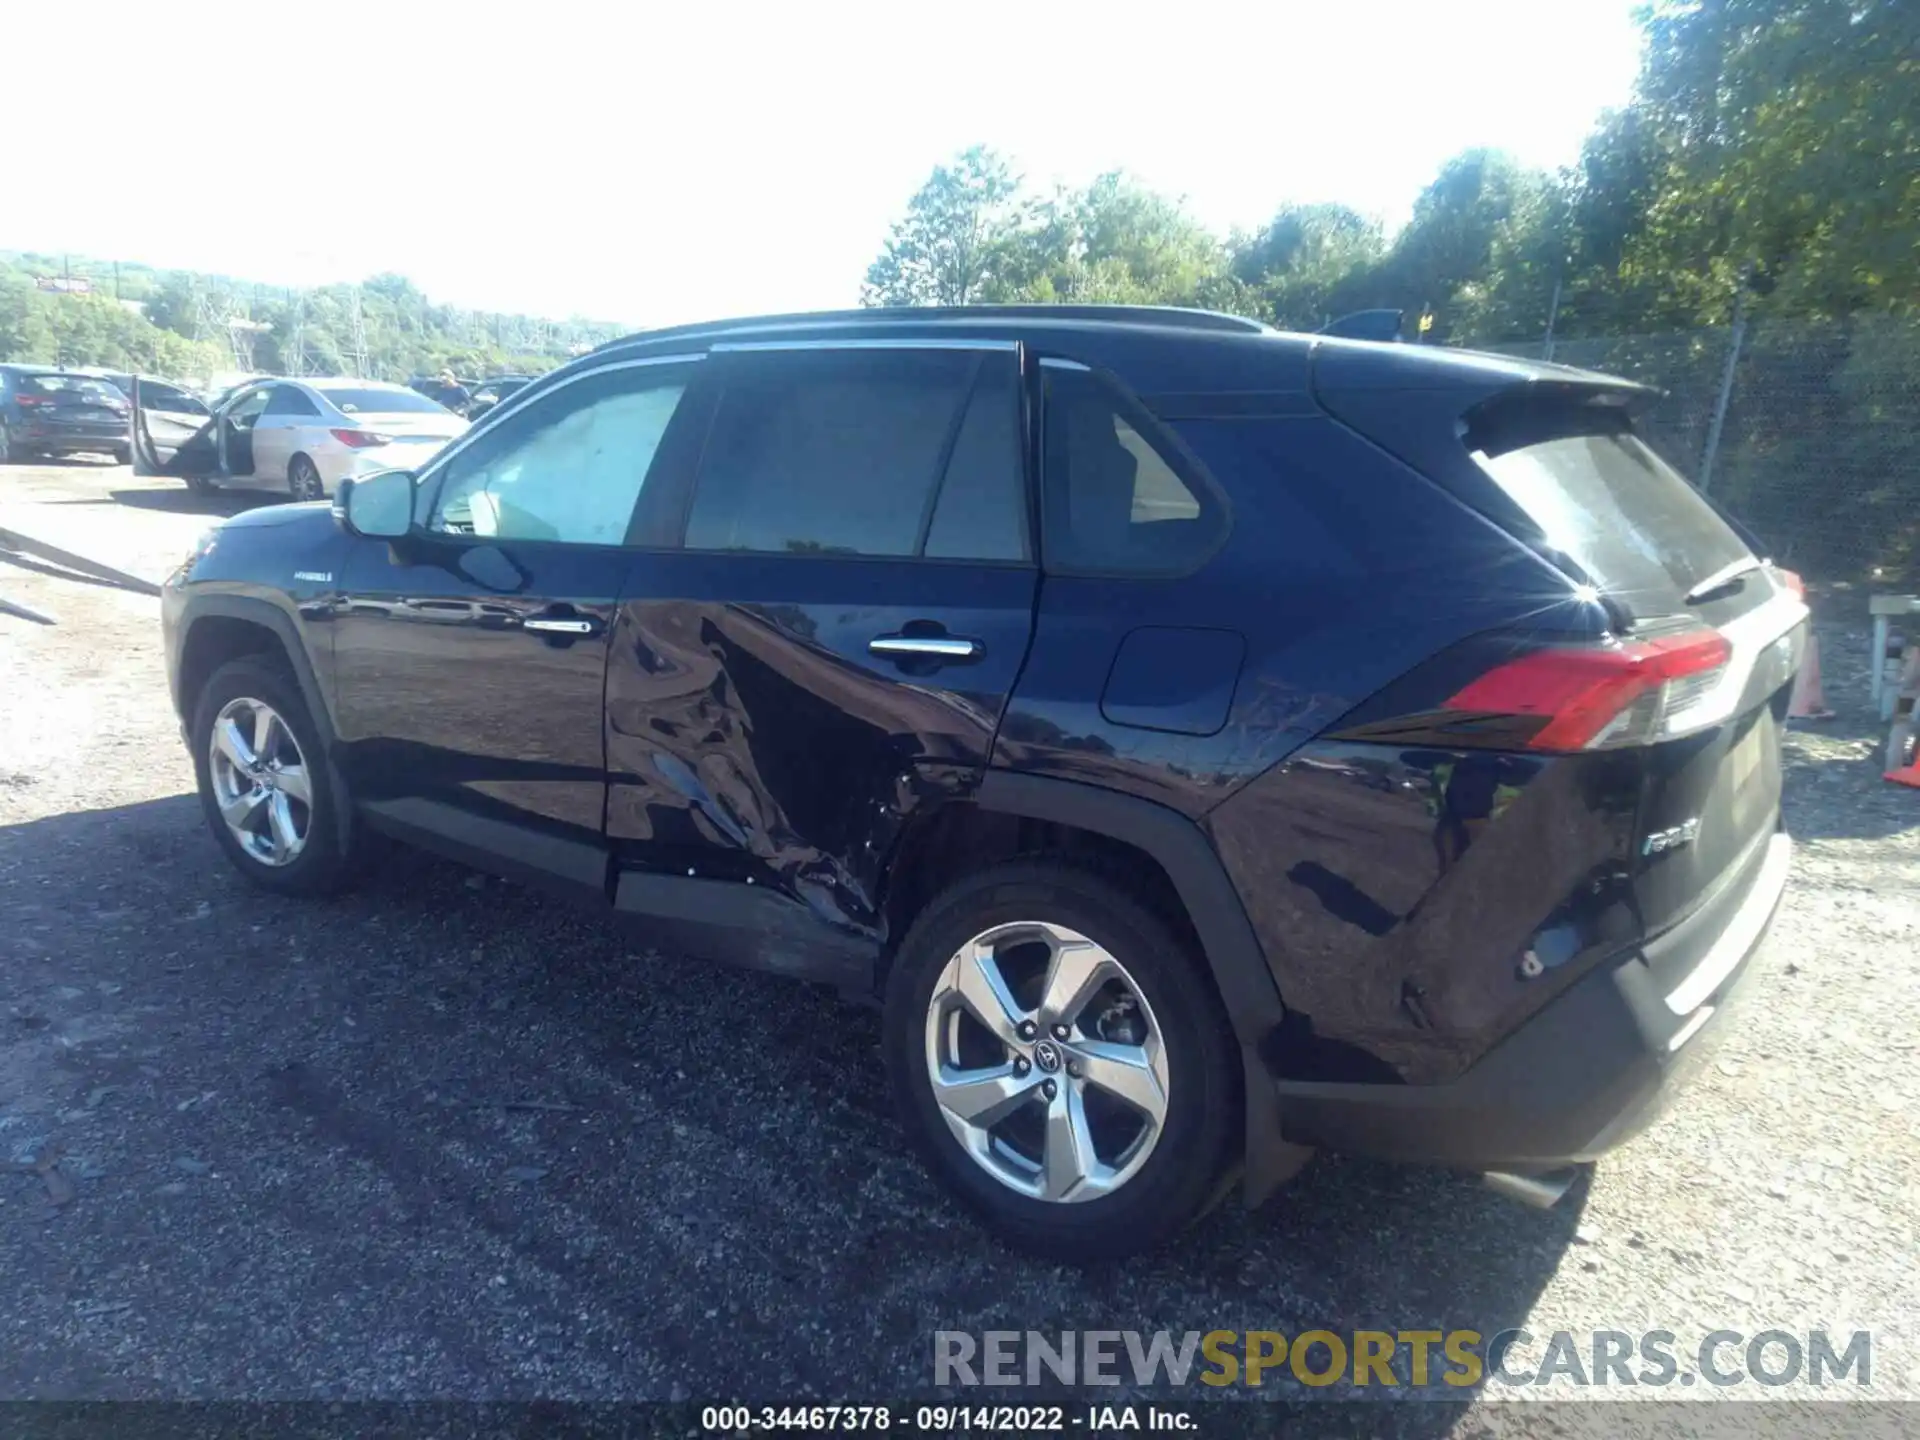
<box><xmin>336</xmin><ymin>469</ymin><xmax>416</xmax><ymax>539</ymax></box>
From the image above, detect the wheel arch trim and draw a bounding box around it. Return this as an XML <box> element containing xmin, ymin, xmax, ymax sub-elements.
<box><xmin>971</xmin><ymin>769</ymin><xmax>1285</xmax><ymax>1043</ymax></box>
<box><xmin>971</xmin><ymin>770</ymin><xmax>1308</xmax><ymax>1204</ymax></box>
<box><xmin>177</xmin><ymin>594</ymin><xmax>351</xmax><ymax>849</ymax></box>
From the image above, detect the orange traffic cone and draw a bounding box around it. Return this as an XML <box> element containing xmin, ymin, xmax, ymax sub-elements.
<box><xmin>1789</xmin><ymin>632</ymin><xmax>1834</xmax><ymax>720</ymax></box>
<box><xmin>1885</xmin><ymin>733</ymin><xmax>1920</xmax><ymax>788</ymax></box>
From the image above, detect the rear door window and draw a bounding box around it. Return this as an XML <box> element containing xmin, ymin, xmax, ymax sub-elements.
<box><xmin>1467</xmin><ymin>412</ymin><xmax>1753</xmax><ymax>614</ymax></box>
<box><xmin>685</xmin><ymin>348</ymin><xmax>1027</xmax><ymax>561</ymax></box>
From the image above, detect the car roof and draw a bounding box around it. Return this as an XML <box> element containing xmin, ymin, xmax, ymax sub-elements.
<box><xmin>571</xmin><ymin>304</ymin><xmax>1644</xmax><ymax>404</ymax></box>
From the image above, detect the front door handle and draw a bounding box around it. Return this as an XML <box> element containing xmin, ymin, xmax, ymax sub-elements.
<box><xmin>869</xmin><ymin>633</ymin><xmax>981</xmax><ymax>661</ymax></box>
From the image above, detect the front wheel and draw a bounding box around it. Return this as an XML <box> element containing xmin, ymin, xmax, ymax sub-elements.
<box><xmin>288</xmin><ymin>454</ymin><xmax>325</xmax><ymax>501</ymax></box>
<box><xmin>191</xmin><ymin>656</ymin><xmax>359</xmax><ymax>896</ymax></box>
<box><xmin>112</xmin><ymin>444</ymin><xmax>132</xmax><ymax>465</ymax></box>
<box><xmin>883</xmin><ymin>859</ymin><xmax>1240</xmax><ymax>1261</ymax></box>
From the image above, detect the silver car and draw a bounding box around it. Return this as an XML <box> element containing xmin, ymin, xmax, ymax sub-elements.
<box><xmin>132</xmin><ymin>376</ymin><xmax>468</xmax><ymax>499</ymax></box>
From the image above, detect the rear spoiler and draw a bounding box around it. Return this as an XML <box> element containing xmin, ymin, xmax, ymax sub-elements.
<box><xmin>1318</xmin><ymin>309</ymin><xmax>1404</xmax><ymax>343</ymax></box>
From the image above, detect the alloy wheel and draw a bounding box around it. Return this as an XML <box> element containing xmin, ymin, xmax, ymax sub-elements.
<box><xmin>207</xmin><ymin>696</ymin><xmax>313</xmax><ymax>866</ymax></box>
<box><xmin>290</xmin><ymin>458</ymin><xmax>323</xmax><ymax>501</ymax></box>
<box><xmin>924</xmin><ymin>921</ymin><xmax>1170</xmax><ymax>1203</ymax></box>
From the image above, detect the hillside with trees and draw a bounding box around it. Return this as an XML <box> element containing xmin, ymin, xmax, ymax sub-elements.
<box><xmin>0</xmin><ymin>254</ymin><xmax>624</xmax><ymax>383</ymax></box>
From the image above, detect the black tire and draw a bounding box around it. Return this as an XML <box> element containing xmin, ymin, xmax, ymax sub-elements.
<box><xmin>288</xmin><ymin>454</ymin><xmax>324</xmax><ymax>501</ymax></box>
<box><xmin>0</xmin><ymin>426</ymin><xmax>13</xmax><ymax>464</ymax></box>
<box><xmin>112</xmin><ymin>444</ymin><xmax>132</xmax><ymax>465</ymax></box>
<box><xmin>883</xmin><ymin>858</ymin><xmax>1240</xmax><ymax>1262</ymax></box>
<box><xmin>190</xmin><ymin>655</ymin><xmax>359</xmax><ymax>897</ymax></box>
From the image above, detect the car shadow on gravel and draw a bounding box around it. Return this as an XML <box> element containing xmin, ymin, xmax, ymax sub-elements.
<box><xmin>98</xmin><ymin>487</ymin><xmax>274</xmax><ymax>518</ymax></box>
<box><xmin>1</xmin><ymin>795</ymin><xmax>1577</xmax><ymax>1407</ymax></box>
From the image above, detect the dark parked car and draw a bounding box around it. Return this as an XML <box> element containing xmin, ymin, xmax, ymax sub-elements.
<box><xmin>0</xmin><ymin>364</ymin><xmax>132</xmax><ymax>463</ymax></box>
<box><xmin>462</xmin><ymin>374</ymin><xmax>534</xmax><ymax>421</ymax></box>
<box><xmin>157</xmin><ymin>305</ymin><xmax>1806</xmax><ymax>1260</ymax></box>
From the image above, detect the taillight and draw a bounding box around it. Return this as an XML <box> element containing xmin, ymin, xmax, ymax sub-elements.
<box><xmin>14</xmin><ymin>393</ymin><xmax>49</xmax><ymax>407</ymax></box>
<box><xmin>1443</xmin><ymin>629</ymin><xmax>1733</xmax><ymax>751</ymax></box>
<box><xmin>330</xmin><ymin>428</ymin><xmax>392</xmax><ymax>448</ymax></box>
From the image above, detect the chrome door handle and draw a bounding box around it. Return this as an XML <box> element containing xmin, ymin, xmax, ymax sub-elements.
<box><xmin>869</xmin><ymin>634</ymin><xmax>980</xmax><ymax>660</ymax></box>
<box><xmin>523</xmin><ymin>616</ymin><xmax>599</xmax><ymax>635</ymax></box>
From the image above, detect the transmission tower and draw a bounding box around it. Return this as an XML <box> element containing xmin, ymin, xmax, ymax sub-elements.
<box><xmin>284</xmin><ymin>289</ymin><xmax>305</xmax><ymax>377</ymax></box>
<box><xmin>345</xmin><ymin>287</ymin><xmax>371</xmax><ymax>378</ymax></box>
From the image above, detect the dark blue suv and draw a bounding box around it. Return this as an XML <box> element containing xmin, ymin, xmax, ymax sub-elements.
<box><xmin>148</xmin><ymin>306</ymin><xmax>1805</xmax><ymax>1260</ymax></box>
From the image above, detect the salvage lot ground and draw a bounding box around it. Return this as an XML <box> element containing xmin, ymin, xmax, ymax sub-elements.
<box><xmin>2</xmin><ymin>459</ymin><xmax>1917</xmax><ymax>1426</ymax></box>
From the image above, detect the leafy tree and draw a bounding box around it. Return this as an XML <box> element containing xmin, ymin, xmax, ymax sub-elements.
<box><xmin>1230</xmin><ymin>203</ymin><xmax>1386</xmax><ymax>330</ymax></box>
<box><xmin>862</xmin><ymin>146</ymin><xmax>1028</xmax><ymax>307</ymax></box>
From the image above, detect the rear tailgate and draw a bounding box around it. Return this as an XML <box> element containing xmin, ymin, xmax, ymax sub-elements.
<box><xmin>1317</xmin><ymin>346</ymin><xmax>1806</xmax><ymax>942</ymax></box>
<box><xmin>17</xmin><ymin>373</ymin><xmax>129</xmax><ymax>434</ymax></box>
<box><xmin>1461</xmin><ymin>391</ymin><xmax>1804</xmax><ymax>938</ymax></box>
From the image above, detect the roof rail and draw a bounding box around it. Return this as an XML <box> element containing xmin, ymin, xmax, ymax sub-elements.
<box><xmin>593</xmin><ymin>304</ymin><xmax>1273</xmax><ymax>354</ymax></box>
<box><xmin>1318</xmin><ymin>309</ymin><xmax>1404</xmax><ymax>342</ymax></box>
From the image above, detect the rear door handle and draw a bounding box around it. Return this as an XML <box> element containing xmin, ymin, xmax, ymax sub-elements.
<box><xmin>869</xmin><ymin>633</ymin><xmax>981</xmax><ymax>661</ymax></box>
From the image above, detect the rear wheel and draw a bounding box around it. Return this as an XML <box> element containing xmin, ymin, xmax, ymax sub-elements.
<box><xmin>0</xmin><ymin>426</ymin><xmax>12</xmax><ymax>464</ymax></box>
<box><xmin>883</xmin><ymin>859</ymin><xmax>1240</xmax><ymax>1261</ymax></box>
<box><xmin>191</xmin><ymin>656</ymin><xmax>359</xmax><ymax>896</ymax></box>
<box><xmin>288</xmin><ymin>454</ymin><xmax>324</xmax><ymax>501</ymax></box>
<box><xmin>112</xmin><ymin>444</ymin><xmax>131</xmax><ymax>465</ymax></box>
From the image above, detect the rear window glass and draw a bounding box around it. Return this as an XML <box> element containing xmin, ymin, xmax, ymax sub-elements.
<box><xmin>317</xmin><ymin>387</ymin><xmax>451</xmax><ymax>415</ymax></box>
<box><xmin>20</xmin><ymin>375</ymin><xmax>124</xmax><ymax>403</ymax></box>
<box><xmin>1469</xmin><ymin>420</ymin><xmax>1751</xmax><ymax>613</ymax></box>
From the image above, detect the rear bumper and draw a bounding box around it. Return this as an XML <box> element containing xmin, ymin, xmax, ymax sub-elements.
<box><xmin>20</xmin><ymin>427</ymin><xmax>127</xmax><ymax>451</ymax></box>
<box><xmin>1271</xmin><ymin>831</ymin><xmax>1791</xmax><ymax>1173</ymax></box>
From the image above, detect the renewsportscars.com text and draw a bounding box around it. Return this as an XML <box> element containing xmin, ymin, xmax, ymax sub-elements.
<box><xmin>933</xmin><ymin>1329</ymin><xmax>1871</xmax><ymax>1390</ymax></box>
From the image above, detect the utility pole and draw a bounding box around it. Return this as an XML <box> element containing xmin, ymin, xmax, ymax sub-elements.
<box><xmin>1542</xmin><ymin>277</ymin><xmax>1563</xmax><ymax>363</ymax></box>
<box><xmin>1698</xmin><ymin>290</ymin><xmax>1748</xmax><ymax>495</ymax></box>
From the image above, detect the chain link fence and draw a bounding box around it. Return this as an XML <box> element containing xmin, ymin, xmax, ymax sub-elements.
<box><xmin>1482</xmin><ymin>316</ymin><xmax>1920</xmax><ymax>585</ymax></box>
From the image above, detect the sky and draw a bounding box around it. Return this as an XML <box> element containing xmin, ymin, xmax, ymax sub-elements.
<box><xmin>12</xmin><ymin>0</ymin><xmax>1645</xmax><ymax>329</ymax></box>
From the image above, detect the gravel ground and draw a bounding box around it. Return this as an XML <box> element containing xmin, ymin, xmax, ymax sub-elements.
<box><xmin>1</xmin><ymin>460</ymin><xmax>1916</xmax><ymax>1431</ymax></box>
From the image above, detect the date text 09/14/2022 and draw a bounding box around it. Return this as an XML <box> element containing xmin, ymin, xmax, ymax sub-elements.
<box><xmin>699</xmin><ymin>1404</ymin><xmax>1194</xmax><ymax>1432</ymax></box>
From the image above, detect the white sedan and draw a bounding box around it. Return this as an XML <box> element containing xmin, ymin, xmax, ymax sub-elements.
<box><xmin>132</xmin><ymin>376</ymin><xmax>468</xmax><ymax>499</ymax></box>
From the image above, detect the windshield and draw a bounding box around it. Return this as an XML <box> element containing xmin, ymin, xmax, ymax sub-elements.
<box><xmin>317</xmin><ymin>386</ymin><xmax>453</xmax><ymax>415</ymax></box>
<box><xmin>21</xmin><ymin>374</ymin><xmax>126</xmax><ymax>404</ymax></box>
<box><xmin>1470</xmin><ymin>416</ymin><xmax>1752</xmax><ymax>614</ymax></box>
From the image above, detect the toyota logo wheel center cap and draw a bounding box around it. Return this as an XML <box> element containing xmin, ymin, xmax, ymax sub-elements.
<box><xmin>1032</xmin><ymin>1039</ymin><xmax>1063</xmax><ymax>1074</ymax></box>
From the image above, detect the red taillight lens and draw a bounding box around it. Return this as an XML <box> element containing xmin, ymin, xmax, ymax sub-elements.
<box><xmin>1444</xmin><ymin>630</ymin><xmax>1733</xmax><ymax>751</ymax></box>
<box><xmin>14</xmin><ymin>393</ymin><xmax>49</xmax><ymax>407</ymax></box>
<box><xmin>330</xmin><ymin>428</ymin><xmax>391</xmax><ymax>448</ymax></box>
<box><xmin>1776</xmin><ymin>567</ymin><xmax>1806</xmax><ymax>599</ymax></box>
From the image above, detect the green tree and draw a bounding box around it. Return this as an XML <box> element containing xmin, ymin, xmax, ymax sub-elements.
<box><xmin>862</xmin><ymin>146</ymin><xmax>1029</xmax><ymax>306</ymax></box>
<box><xmin>1231</xmin><ymin>203</ymin><xmax>1386</xmax><ymax>330</ymax></box>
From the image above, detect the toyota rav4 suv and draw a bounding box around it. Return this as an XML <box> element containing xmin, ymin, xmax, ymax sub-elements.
<box><xmin>152</xmin><ymin>306</ymin><xmax>1804</xmax><ymax>1261</ymax></box>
